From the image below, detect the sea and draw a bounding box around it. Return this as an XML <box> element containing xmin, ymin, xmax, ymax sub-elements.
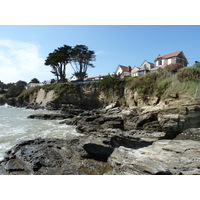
<box><xmin>0</xmin><ymin>104</ymin><xmax>82</xmax><ymax>161</ymax></box>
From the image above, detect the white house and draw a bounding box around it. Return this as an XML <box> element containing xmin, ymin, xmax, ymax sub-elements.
<box><xmin>84</xmin><ymin>75</ymin><xmax>109</xmax><ymax>81</ymax></box>
<box><xmin>154</xmin><ymin>50</ymin><xmax>188</xmax><ymax>68</ymax></box>
<box><xmin>115</xmin><ymin>65</ymin><xmax>132</xmax><ymax>78</ymax></box>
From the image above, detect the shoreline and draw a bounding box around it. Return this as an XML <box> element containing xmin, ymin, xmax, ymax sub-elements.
<box><xmin>0</xmin><ymin>101</ymin><xmax>200</xmax><ymax>174</ymax></box>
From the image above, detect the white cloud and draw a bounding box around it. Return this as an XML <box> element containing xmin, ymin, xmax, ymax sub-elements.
<box><xmin>0</xmin><ymin>39</ymin><xmax>51</xmax><ymax>83</ymax></box>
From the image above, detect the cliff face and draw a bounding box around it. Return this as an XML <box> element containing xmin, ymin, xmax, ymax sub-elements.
<box><xmin>18</xmin><ymin>82</ymin><xmax>195</xmax><ymax>111</ymax></box>
<box><xmin>21</xmin><ymin>86</ymin><xmax>109</xmax><ymax>110</ymax></box>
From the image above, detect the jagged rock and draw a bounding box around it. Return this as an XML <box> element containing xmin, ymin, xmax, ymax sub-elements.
<box><xmin>75</xmin><ymin>113</ymin><xmax>124</xmax><ymax>134</ymax></box>
<box><xmin>175</xmin><ymin>128</ymin><xmax>200</xmax><ymax>141</ymax></box>
<box><xmin>108</xmin><ymin>140</ymin><xmax>200</xmax><ymax>175</ymax></box>
<box><xmin>0</xmin><ymin>138</ymin><xmax>113</xmax><ymax>175</ymax></box>
<box><xmin>120</xmin><ymin>130</ymin><xmax>167</xmax><ymax>142</ymax></box>
<box><xmin>83</xmin><ymin>143</ymin><xmax>114</xmax><ymax>161</ymax></box>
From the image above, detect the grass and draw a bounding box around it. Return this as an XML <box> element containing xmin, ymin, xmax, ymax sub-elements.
<box><xmin>17</xmin><ymin>63</ymin><xmax>200</xmax><ymax>105</ymax></box>
<box><xmin>42</xmin><ymin>83</ymin><xmax>81</xmax><ymax>96</ymax></box>
<box><xmin>18</xmin><ymin>86</ymin><xmax>40</xmax><ymax>100</ymax></box>
<box><xmin>125</xmin><ymin>64</ymin><xmax>200</xmax><ymax>101</ymax></box>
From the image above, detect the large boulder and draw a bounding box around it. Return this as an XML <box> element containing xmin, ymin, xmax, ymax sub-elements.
<box><xmin>175</xmin><ymin>128</ymin><xmax>200</xmax><ymax>141</ymax></box>
<box><xmin>0</xmin><ymin>138</ymin><xmax>113</xmax><ymax>175</ymax></box>
<box><xmin>108</xmin><ymin>140</ymin><xmax>200</xmax><ymax>175</ymax></box>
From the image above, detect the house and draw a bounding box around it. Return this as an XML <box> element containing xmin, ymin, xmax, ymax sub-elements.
<box><xmin>137</xmin><ymin>60</ymin><xmax>154</xmax><ymax>75</ymax></box>
<box><xmin>84</xmin><ymin>75</ymin><xmax>109</xmax><ymax>81</ymax></box>
<box><xmin>154</xmin><ymin>50</ymin><xmax>188</xmax><ymax>69</ymax></box>
<box><xmin>26</xmin><ymin>82</ymin><xmax>44</xmax><ymax>89</ymax></box>
<box><xmin>115</xmin><ymin>65</ymin><xmax>132</xmax><ymax>78</ymax></box>
<box><xmin>69</xmin><ymin>75</ymin><xmax>79</xmax><ymax>82</ymax></box>
<box><xmin>131</xmin><ymin>66</ymin><xmax>140</xmax><ymax>77</ymax></box>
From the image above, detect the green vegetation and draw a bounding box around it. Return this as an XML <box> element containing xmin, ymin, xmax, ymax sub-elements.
<box><xmin>18</xmin><ymin>86</ymin><xmax>40</xmax><ymax>101</ymax></box>
<box><xmin>42</xmin><ymin>83</ymin><xmax>81</xmax><ymax>96</ymax></box>
<box><xmin>45</xmin><ymin>44</ymin><xmax>96</xmax><ymax>82</ymax></box>
<box><xmin>177</xmin><ymin>64</ymin><xmax>200</xmax><ymax>82</ymax></box>
<box><xmin>30</xmin><ymin>78</ymin><xmax>40</xmax><ymax>83</ymax></box>
<box><xmin>5</xmin><ymin>81</ymin><xmax>27</xmax><ymax>98</ymax></box>
<box><xmin>3</xmin><ymin>63</ymin><xmax>200</xmax><ymax>107</ymax></box>
<box><xmin>126</xmin><ymin>63</ymin><xmax>200</xmax><ymax>100</ymax></box>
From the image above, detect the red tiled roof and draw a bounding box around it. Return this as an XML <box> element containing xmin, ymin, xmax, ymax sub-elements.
<box><xmin>155</xmin><ymin>50</ymin><xmax>182</xmax><ymax>59</ymax></box>
<box><xmin>119</xmin><ymin>65</ymin><xmax>132</xmax><ymax>72</ymax></box>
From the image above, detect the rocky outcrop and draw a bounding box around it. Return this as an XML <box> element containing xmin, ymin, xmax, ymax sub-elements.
<box><xmin>0</xmin><ymin>137</ymin><xmax>113</xmax><ymax>175</ymax></box>
<box><xmin>175</xmin><ymin>128</ymin><xmax>200</xmax><ymax>141</ymax></box>
<box><xmin>122</xmin><ymin>103</ymin><xmax>200</xmax><ymax>138</ymax></box>
<box><xmin>1</xmin><ymin>133</ymin><xmax>199</xmax><ymax>175</ymax></box>
<box><xmin>27</xmin><ymin>114</ymin><xmax>70</xmax><ymax>120</ymax></box>
<box><xmin>108</xmin><ymin>140</ymin><xmax>200</xmax><ymax>175</ymax></box>
<box><xmin>0</xmin><ymin>123</ymin><xmax>167</xmax><ymax>175</ymax></box>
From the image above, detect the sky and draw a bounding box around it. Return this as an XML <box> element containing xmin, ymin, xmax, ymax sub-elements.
<box><xmin>0</xmin><ymin>25</ymin><xmax>200</xmax><ymax>83</ymax></box>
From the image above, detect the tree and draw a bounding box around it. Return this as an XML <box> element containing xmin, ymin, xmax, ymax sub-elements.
<box><xmin>6</xmin><ymin>81</ymin><xmax>27</xmax><ymax>98</ymax></box>
<box><xmin>0</xmin><ymin>81</ymin><xmax>6</xmax><ymax>94</ymax></box>
<box><xmin>100</xmin><ymin>73</ymin><xmax>122</xmax><ymax>100</ymax></box>
<box><xmin>30</xmin><ymin>78</ymin><xmax>40</xmax><ymax>83</ymax></box>
<box><xmin>45</xmin><ymin>45</ymin><xmax>72</xmax><ymax>82</ymax></box>
<box><xmin>70</xmin><ymin>45</ymin><xmax>96</xmax><ymax>81</ymax></box>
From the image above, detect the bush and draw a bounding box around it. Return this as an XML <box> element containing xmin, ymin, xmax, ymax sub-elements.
<box><xmin>164</xmin><ymin>63</ymin><xmax>184</xmax><ymax>73</ymax></box>
<box><xmin>193</xmin><ymin>62</ymin><xmax>200</xmax><ymax>69</ymax></box>
<box><xmin>129</xmin><ymin>72</ymin><xmax>159</xmax><ymax>100</ymax></box>
<box><xmin>156</xmin><ymin>80</ymin><xmax>171</xmax><ymax>98</ymax></box>
<box><xmin>177</xmin><ymin>67</ymin><xmax>200</xmax><ymax>82</ymax></box>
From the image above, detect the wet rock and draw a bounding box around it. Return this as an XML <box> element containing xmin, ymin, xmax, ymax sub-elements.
<box><xmin>27</xmin><ymin>114</ymin><xmax>69</xmax><ymax>120</ymax></box>
<box><xmin>0</xmin><ymin>137</ymin><xmax>113</xmax><ymax>175</ymax></box>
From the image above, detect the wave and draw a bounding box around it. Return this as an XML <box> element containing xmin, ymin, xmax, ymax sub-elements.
<box><xmin>1</xmin><ymin>103</ymin><xmax>13</xmax><ymax>108</ymax></box>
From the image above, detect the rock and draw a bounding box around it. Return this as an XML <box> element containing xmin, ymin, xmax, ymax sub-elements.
<box><xmin>75</xmin><ymin>112</ymin><xmax>124</xmax><ymax>134</ymax></box>
<box><xmin>27</xmin><ymin>114</ymin><xmax>69</xmax><ymax>120</ymax></box>
<box><xmin>0</xmin><ymin>138</ymin><xmax>113</xmax><ymax>175</ymax></box>
<box><xmin>108</xmin><ymin>140</ymin><xmax>200</xmax><ymax>175</ymax></box>
<box><xmin>83</xmin><ymin>143</ymin><xmax>114</xmax><ymax>162</ymax></box>
<box><xmin>110</xmin><ymin>136</ymin><xmax>152</xmax><ymax>149</ymax></box>
<box><xmin>5</xmin><ymin>159</ymin><xmax>24</xmax><ymax>172</ymax></box>
<box><xmin>175</xmin><ymin>128</ymin><xmax>200</xmax><ymax>141</ymax></box>
<box><xmin>122</xmin><ymin>130</ymin><xmax>167</xmax><ymax>142</ymax></box>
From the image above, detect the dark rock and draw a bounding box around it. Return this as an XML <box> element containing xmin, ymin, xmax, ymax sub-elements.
<box><xmin>27</xmin><ymin>114</ymin><xmax>68</xmax><ymax>120</ymax></box>
<box><xmin>5</xmin><ymin>159</ymin><xmax>24</xmax><ymax>172</ymax></box>
<box><xmin>110</xmin><ymin>136</ymin><xmax>152</xmax><ymax>149</ymax></box>
<box><xmin>175</xmin><ymin>128</ymin><xmax>200</xmax><ymax>141</ymax></box>
<box><xmin>0</xmin><ymin>137</ymin><xmax>113</xmax><ymax>175</ymax></box>
<box><xmin>83</xmin><ymin>143</ymin><xmax>114</xmax><ymax>162</ymax></box>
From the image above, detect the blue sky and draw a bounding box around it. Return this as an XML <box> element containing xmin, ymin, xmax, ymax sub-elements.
<box><xmin>0</xmin><ymin>25</ymin><xmax>200</xmax><ymax>83</ymax></box>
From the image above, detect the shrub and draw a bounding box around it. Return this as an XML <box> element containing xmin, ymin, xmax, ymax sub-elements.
<box><xmin>164</xmin><ymin>63</ymin><xmax>184</xmax><ymax>73</ymax></box>
<box><xmin>129</xmin><ymin>72</ymin><xmax>159</xmax><ymax>100</ymax></box>
<box><xmin>193</xmin><ymin>62</ymin><xmax>200</xmax><ymax>69</ymax></box>
<box><xmin>156</xmin><ymin>80</ymin><xmax>171</xmax><ymax>98</ymax></box>
<box><xmin>177</xmin><ymin>67</ymin><xmax>200</xmax><ymax>82</ymax></box>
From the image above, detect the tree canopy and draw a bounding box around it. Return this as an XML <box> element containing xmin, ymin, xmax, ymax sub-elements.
<box><xmin>45</xmin><ymin>44</ymin><xmax>95</xmax><ymax>82</ymax></box>
<box><xmin>5</xmin><ymin>81</ymin><xmax>27</xmax><ymax>98</ymax></box>
<box><xmin>45</xmin><ymin>45</ymin><xmax>72</xmax><ymax>82</ymax></box>
<box><xmin>70</xmin><ymin>45</ymin><xmax>96</xmax><ymax>81</ymax></box>
<box><xmin>30</xmin><ymin>78</ymin><xmax>40</xmax><ymax>83</ymax></box>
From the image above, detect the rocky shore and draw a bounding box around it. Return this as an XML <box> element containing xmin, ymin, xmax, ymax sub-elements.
<box><xmin>0</xmin><ymin>101</ymin><xmax>200</xmax><ymax>175</ymax></box>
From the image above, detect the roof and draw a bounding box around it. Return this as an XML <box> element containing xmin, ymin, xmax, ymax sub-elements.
<box><xmin>119</xmin><ymin>65</ymin><xmax>132</xmax><ymax>72</ymax></box>
<box><xmin>84</xmin><ymin>75</ymin><xmax>109</xmax><ymax>80</ymax></box>
<box><xmin>155</xmin><ymin>50</ymin><xmax>182</xmax><ymax>60</ymax></box>
<box><xmin>140</xmin><ymin>60</ymin><xmax>154</xmax><ymax>69</ymax></box>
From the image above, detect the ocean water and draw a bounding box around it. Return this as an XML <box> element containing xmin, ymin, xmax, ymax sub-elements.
<box><xmin>0</xmin><ymin>104</ymin><xmax>82</xmax><ymax>161</ymax></box>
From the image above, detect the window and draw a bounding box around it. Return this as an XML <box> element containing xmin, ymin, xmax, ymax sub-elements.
<box><xmin>158</xmin><ymin>60</ymin><xmax>162</xmax><ymax>65</ymax></box>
